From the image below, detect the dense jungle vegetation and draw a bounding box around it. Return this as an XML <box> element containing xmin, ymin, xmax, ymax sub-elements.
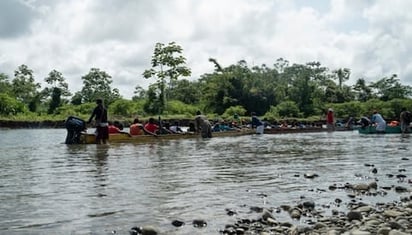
<box><xmin>1</xmin><ymin>42</ymin><xmax>412</xmax><ymax>124</ymax></box>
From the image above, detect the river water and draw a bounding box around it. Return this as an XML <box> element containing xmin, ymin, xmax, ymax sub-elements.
<box><xmin>0</xmin><ymin>129</ymin><xmax>411</xmax><ymax>234</ymax></box>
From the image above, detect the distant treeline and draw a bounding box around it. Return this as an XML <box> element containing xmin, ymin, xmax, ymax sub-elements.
<box><xmin>1</xmin><ymin>42</ymin><xmax>412</xmax><ymax>124</ymax></box>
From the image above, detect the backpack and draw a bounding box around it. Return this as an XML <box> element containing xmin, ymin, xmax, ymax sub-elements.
<box><xmin>404</xmin><ymin>111</ymin><xmax>412</xmax><ymax>123</ymax></box>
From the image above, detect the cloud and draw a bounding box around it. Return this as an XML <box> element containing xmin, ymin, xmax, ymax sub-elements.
<box><xmin>1</xmin><ymin>0</ymin><xmax>412</xmax><ymax>99</ymax></box>
<box><xmin>0</xmin><ymin>0</ymin><xmax>36</xmax><ymax>37</ymax></box>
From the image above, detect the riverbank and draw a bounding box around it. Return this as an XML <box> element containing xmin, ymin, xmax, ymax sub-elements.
<box><xmin>0</xmin><ymin>118</ymin><xmax>328</xmax><ymax>129</ymax></box>
<box><xmin>129</xmin><ymin>162</ymin><xmax>412</xmax><ymax>235</ymax></box>
<box><xmin>0</xmin><ymin>119</ymin><xmax>66</xmax><ymax>128</ymax></box>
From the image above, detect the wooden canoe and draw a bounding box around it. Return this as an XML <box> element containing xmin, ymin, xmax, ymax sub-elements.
<box><xmin>79</xmin><ymin>129</ymin><xmax>256</xmax><ymax>144</ymax></box>
<box><xmin>358</xmin><ymin>125</ymin><xmax>402</xmax><ymax>134</ymax></box>
<box><xmin>264</xmin><ymin>126</ymin><xmax>353</xmax><ymax>134</ymax></box>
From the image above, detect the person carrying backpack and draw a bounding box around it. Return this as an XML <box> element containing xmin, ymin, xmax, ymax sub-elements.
<box><xmin>400</xmin><ymin>107</ymin><xmax>411</xmax><ymax>135</ymax></box>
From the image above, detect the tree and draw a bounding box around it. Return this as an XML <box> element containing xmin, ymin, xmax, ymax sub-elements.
<box><xmin>168</xmin><ymin>79</ymin><xmax>201</xmax><ymax>104</ymax></box>
<box><xmin>0</xmin><ymin>73</ymin><xmax>12</xmax><ymax>94</ymax></box>
<box><xmin>80</xmin><ymin>68</ymin><xmax>121</xmax><ymax>104</ymax></box>
<box><xmin>332</xmin><ymin>68</ymin><xmax>350</xmax><ymax>89</ymax></box>
<box><xmin>353</xmin><ymin>78</ymin><xmax>373</xmax><ymax>102</ymax></box>
<box><xmin>143</xmin><ymin>42</ymin><xmax>191</xmax><ymax>114</ymax></box>
<box><xmin>369</xmin><ymin>74</ymin><xmax>412</xmax><ymax>101</ymax></box>
<box><xmin>12</xmin><ymin>64</ymin><xmax>41</xmax><ymax>112</ymax></box>
<box><xmin>44</xmin><ymin>69</ymin><xmax>71</xmax><ymax>114</ymax></box>
<box><xmin>132</xmin><ymin>85</ymin><xmax>146</xmax><ymax>101</ymax></box>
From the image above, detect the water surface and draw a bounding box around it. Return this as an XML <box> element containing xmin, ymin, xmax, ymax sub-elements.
<box><xmin>0</xmin><ymin>129</ymin><xmax>410</xmax><ymax>234</ymax></box>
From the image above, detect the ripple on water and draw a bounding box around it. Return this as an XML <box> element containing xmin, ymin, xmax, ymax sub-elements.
<box><xmin>0</xmin><ymin>130</ymin><xmax>411</xmax><ymax>234</ymax></box>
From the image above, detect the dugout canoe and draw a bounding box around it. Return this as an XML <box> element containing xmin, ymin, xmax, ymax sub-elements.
<box><xmin>358</xmin><ymin>125</ymin><xmax>402</xmax><ymax>134</ymax></box>
<box><xmin>79</xmin><ymin>129</ymin><xmax>256</xmax><ymax>144</ymax></box>
<box><xmin>264</xmin><ymin>126</ymin><xmax>353</xmax><ymax>134</ymax></box>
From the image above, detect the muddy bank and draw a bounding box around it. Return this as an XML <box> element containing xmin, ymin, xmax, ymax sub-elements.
<box><xmin>0</xmin><ymin>119</ymin><xmax>66</xmax><ymax>129</ymax></box>
<box><xmin>0</xmin><ymin>118</ymin><xmax>327</xmax><ymax>129</ymax></box>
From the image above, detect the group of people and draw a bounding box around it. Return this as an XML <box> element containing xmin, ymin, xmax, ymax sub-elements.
<box><xmin>86</xmin><ymin>99</ymin><xmax>266</xmax><ymax>144</ymax></box>
<box><xmin>337</xmin><ymin>107</ymin><xmax>411</xmax><ymax>134</ymax></box>
<box><xmin>323</xmin><ymin>107</ymin><xmax>412</xmax><ymax>135</ymax></box>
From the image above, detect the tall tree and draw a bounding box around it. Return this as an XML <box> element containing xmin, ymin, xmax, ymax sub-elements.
<box><xmin>44</xmin><ymin>69</ymin><xmax>71</xmax><ymax>114</ymax></box>
<box><xmin>353</xmin><ymin>78</ymin><xmax>373</xmax><ymax>102</ymax></box>
<box><xmin>12</xmin><ymin>64</ymin><xmax>41</xmax><ymax>112</ymax></box>
<box><xmin>80</xmin><ymin>68</ymin><xmax>120</xmax><ymax>104</ymax></box>
<box><xmin>332</xmin><ymin>68</ymin><xmax>350</xmax><ymax>89</ymax></box>
<box><xmin>143</xmin><ymin>42</ymin><xmax>191</xmax><ymax>114</ymax></box>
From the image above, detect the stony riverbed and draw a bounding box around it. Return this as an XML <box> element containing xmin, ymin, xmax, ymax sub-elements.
<box><xmin>129</xmin><ymin>162</ymin><xmax>412</xmax><ymax>235</ymax></box>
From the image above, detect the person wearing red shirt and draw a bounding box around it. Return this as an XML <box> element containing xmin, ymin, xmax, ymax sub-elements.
<box><xmin>108</xmin><ymin>122</ymin><xmax>121</xmax><ymax>134</ymax></box>
<box><xmin>326</xmin><ymin>108</ymin><xmax>335</xmax><ymax>131</ymax></box>
<box><xmin>130</xmin><ymin>118</ymin><xmax>143</xmax><ymax>136</ymax></box>
<box><xmin>144</xmin><ymin>118</ymin><xmax>159</xmax><ymax>136</ymax></box>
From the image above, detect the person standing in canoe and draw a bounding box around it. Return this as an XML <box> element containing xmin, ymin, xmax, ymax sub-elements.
<box><xmin>87</xmin><ymin>98</ymin><xmax>109</xmax><ymax>144</ymax></box>
<box><xmin>371</xmin><ymin>110</ymin><xmax>386</xmax><ymax>133</ymax></box>
<box><xmin>195</xmin><ymin>111</ymin><xmax>212</xmax><ymax>138</ymax></box>
<box><xmin>326</xmin><ymin>108</ymin><xmax>335</xmax><ymax>131</ymax></box>
<box><xmin>400</xmin><ymin>107</ymin><xmax>411</xmax><ymax>135</ymax></box>
<box><xmin>251</xmin><ymin>112</ymin><xmax>264</xmax><ymax>134</ymax></box>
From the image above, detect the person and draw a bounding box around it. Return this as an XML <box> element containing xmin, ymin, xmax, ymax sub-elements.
<box><xmin>87</xmin><ymin>98</ymin><xmax>109</xmax><ymax>144</ymax></box>
<box><xmin>143</xmin><ymin>118</ymin><xmax>159</xmax><ymax>136</ymax></box>
<box><xmin>251</xmin><ymin>112</ymin><xmax>264</xmax><ymax>134</ymax></box>
<box><xmin>170</xmin><ymin>121</ymin><xmax>183</xmax><ymax>133</ymax></box>
<box><xmin>195</xmin><ymin>111</ymin><xmax>212</xmax><ymax>138</ymax></box>
<box><xmin>400</xmin><ymin>107</ymin><xmax>411</xmax><ymax>135</ymax></box>
<box><xmin>188</xmin><ymin>123</ymin><xmax>196</xmax><ymax>132</ymax></box>
<box><xmin>130</xmin><ymin>118</ymin><xmax>144</xmax><ymax>136</ymax></box>
<box><xmin>371</xmin><ymin>110</ymin><xmax>386</xmax><ymax>133</ymax></box>
<box><xmin>359</xmin><ymin>116</ymin><xmax>371</xmax><ymax>129</ymax></box>
<box><xmin>108</xmin><ymin>121</ymin><xmax>121</xmax><ymax>134</ymax></box>
<box><xmin>326</xmin><ymin>108</ymin><xmax>335</xmax><ymax>131</ymax></box>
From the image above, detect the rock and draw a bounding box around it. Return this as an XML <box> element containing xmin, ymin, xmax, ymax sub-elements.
<box><xmin>387</xmin><ymin>221</ymin><xmax>404</xmax><ymax>230</ymax></box>
<box><xmin>171</xmin><ymin>220</ymin><xmax>185</xmax><ymax>227</ymax></box>
<box><xmin>129</xmin><ymin>226</ymin><xmax>158</xmax><ymax>235</ymax></box>
<box><xmin>396</xmin><ymin>174</ymin><xmax>407</xmax><ymax>179</ymax></box>
<box><xmin>302</xmin><ymin>200</ymin><xmax>315</xmax><ymax>209</ymax></box>
<box><xmin>353</xmin><ymin>183</ymin><xmax>369</xmax><ymax>191</ymax></box>
<box><xmin>290</xmin><ymin>208</ymin><xmax>301</xmax><ymax>219</ymax></box>
<box><xmin>192</xmin><ymin>219</ymin><xmax>207</xmax><ymax>228</ymax></box>
<box><xmin>388</xmin><ymin>230</ymin><xmax>410</xmax><ymax>235</ymax></box>
<box><xmin>262</xmin><ymin>209</ymin><xmax>275</xmax><ymax>220</ymax></box>
<box><xmin>394</xmin><ymin>186</ymin><xmax>408</xmax><ymax>193</ymax></box>
<box><xmin>356</xmin><ymin>206</ymin><xmax>374</xmax><ymax>213</ymax></box>
<box><xmin>377</xmin><ymin>227</ymin><xmax>391</xmax><ymax>235</ymax></box>
<box><xmin>369</xmin><ymin>181</ymin><xmax>378</xmax><ymax>189</ymax></box>
<box><xmin>250</xmin><ymin>206</ymin><xmax>263</xmax><ymax>213</ymax></box>
<box><xmin>350</xmin><ymin>229</ymin><xmax>371</xmax><ymax>235</ymax></box>
<box><xmin>304</xmin><ymin>173</ymin><xmax>319</xmax><ymax>178</ymax></box>
<box><xmin>225</xmin><ymin>208</ymin><xmax>237</xmax><ymax>216</ymax></box>
<box><xmin>347</xmin><ymin>211</ymin><xmax>363</xmax><ymax>221</ymax></box>
<box><xmin>383</xmin><ymin>210</ymin><xmax>403</xmax><ymax>218</ymax></box>
<box><xmin>141</xmin><ymin>226</ymin><xmax>158</xmax><ymax>235</ymax></box>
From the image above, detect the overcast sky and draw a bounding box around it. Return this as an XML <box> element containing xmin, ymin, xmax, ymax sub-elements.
<box><xmin>1</xmin><ymin>0</ymin><xmax>411</xmax><ymax>99</ymax></box>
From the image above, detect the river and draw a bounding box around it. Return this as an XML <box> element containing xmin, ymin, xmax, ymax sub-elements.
<box><xmin>0</xmin><ymin>129</ymin><xmax>410</xmax><ymax>234</ymax></box>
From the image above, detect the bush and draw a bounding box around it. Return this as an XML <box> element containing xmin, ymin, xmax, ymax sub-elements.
<box><xmin>0</xmin><ymin>94</ymin><xmax>27</xmax><ymax>115</ymax></box>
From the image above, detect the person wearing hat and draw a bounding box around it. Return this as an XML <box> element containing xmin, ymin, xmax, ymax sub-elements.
<box><xmin>326</xmin><ymin>108</ymin><xmax>335</xmax><ymax>131</ymax></box>
<box><xmin>87</xmin><ymin>98</ymin><xmax>109</xmax><ymax>144</ymax></box>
